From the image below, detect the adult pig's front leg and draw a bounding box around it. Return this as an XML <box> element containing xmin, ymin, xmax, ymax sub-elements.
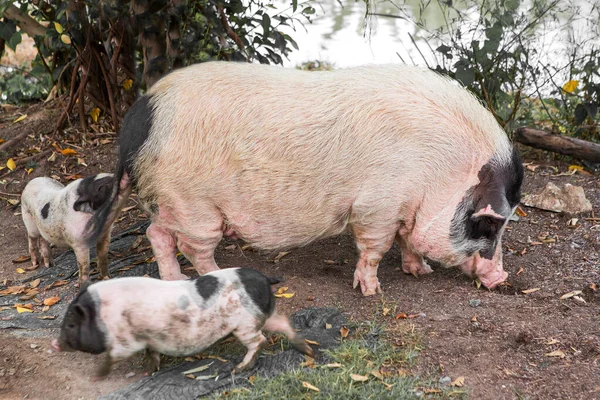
<box><xmin>351</xmin><ymin>223</ymin><xmax>398</xmax><ymax>296</ymax></box>
<box><xmin>396</xmin><ymin>234</ymin><xmax>433</xmax><ymax>277</ymax></box>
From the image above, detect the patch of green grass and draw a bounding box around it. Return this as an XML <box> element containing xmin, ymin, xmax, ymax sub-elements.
<box><xmin>212</xmin><ymin>321</ymin><xmax>469</xmax><ymax>400</ymax></box>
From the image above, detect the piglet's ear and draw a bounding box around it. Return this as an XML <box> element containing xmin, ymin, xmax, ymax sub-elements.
<box><xmin>73</xmin><ymin>200</ymin><xmax>93</xmax><ymax>213</ymax></box>
<box><xmin>73</xmin><ymin>304</ymin><xmax>89</xmax><ymax>321</ymax></box>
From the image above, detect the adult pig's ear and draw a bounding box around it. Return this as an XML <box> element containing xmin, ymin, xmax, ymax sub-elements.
<box><xmin>468</xmin><ymin>191</ymin><xmax>509</xmax><ymax>245</ymax></box>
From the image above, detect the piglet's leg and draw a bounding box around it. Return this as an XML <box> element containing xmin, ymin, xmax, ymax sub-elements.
<box><xmin>73</xmin><ymin>246</ymin><xmax>90</xmax><ymax>286</ymax></box>
<box><xmin>231</xmin><ymin>330</ymin><xmax>267</xmax><ymax>374</ymax></box>
<box><xmin>263</xmin><ymin>313</ymin><xmax>313</xmax><ymax>357</ymax></box>
<box><xmin>92</xmin><ymin>353</ymin><xmax>114</xmax><ymax>380</ymax></box>
<box><xmin>146</xmin><ymin>223</ymin><xmax>187</xmax><ymax>280</ymax></box>
<box><xmin>27</xmin><ymin>235</ymin><xmax>41</xmax><ymax>268</ymax></box>
<box><xmin>40</xmin><ymin>238</ymin><xmax>54</xmax><ymax>268</ymax></box>
<box><xmin>95</xmin><ymin>230</ymin><xmax>111</xmax><ymax>280</ymax></box>
<box><xmin>351</xmin><ymin>223</ymin><xmax>398</xmax><ymax>296</ymax></box>
<box><xmin>396</xmin><ymin>234</ymin><xmax>433</xmax><ymax>277</ymax></box>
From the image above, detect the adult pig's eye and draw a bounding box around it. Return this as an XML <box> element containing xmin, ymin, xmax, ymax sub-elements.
<box><xmin>67</xmin><ymin>323</ymin><xmax>75</xmax><ymax>329</ymax></box>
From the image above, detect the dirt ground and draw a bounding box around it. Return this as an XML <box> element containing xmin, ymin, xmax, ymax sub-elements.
<box><xmin>0</xmin><ymin>103</ymin><xmax>599</xmax><ymax>400</ymax></box>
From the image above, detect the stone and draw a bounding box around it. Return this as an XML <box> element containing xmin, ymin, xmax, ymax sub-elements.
<box><xmin>522</xmin><ymin>182</ymin><xmax>592</xmax><ymax>214</ymax></box>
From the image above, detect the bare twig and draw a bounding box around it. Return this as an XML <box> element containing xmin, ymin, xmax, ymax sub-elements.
<box><xmin>217</xmin><ymin>4</ymin><xmax>248</xmax><ymax>61</ymax></box>
<box><xmin>0</xmin><ymin>130</ymin><xmax>29</xmax><ymax>153</ymax></box>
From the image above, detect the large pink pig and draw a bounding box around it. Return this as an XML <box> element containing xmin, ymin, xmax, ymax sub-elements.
<box><xmin>88</xmin><ymin>62</ymin><xmax>523</xmax><ymax>296</ymax></box>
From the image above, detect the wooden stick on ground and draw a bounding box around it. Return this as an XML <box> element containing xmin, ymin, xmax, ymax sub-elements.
<box><xmin>514</xmin><ymin>127</ymin><xmax>600</xmax><ymax>163</ymax></box>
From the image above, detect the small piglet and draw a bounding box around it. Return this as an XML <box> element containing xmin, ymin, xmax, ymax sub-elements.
<box><xmin>51</xmin><ymin>268</ymin><xmax>313</xmax><ymax>377</ymax></box>
<box><xmin>21</xmin><ymin>174</ymin><xmax>114</xmax><ymax>284</ymax></box>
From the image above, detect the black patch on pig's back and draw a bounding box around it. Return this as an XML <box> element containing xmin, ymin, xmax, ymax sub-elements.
<box><xmin>194</xmin><ymin>274</ymin><xmax>220</xmax><ymax>300</ymax></box>
<box><xmin>236</xmin><ymin>268</ymin><xmax>275</xmax><ymax>316</ymax></box>
<box><xmin>41</xmin><ymin>203</ymin><xmax>50</xmax><ymax>219</ymax></box>
<box><xmin>118</xmin><ymin>96</ymin><xmax>154</xmax><ymax>179</ymax></box>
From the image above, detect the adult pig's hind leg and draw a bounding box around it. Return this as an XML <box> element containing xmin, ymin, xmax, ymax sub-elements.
<box><xmin>146</xmin><ymin>223</ymin><xmax>187</xmax><ymax>280</ymax></box>
<box><xmin>351</xmin><ymin>222</ymin><xmax>399</xmax><ymax>296</ymax></box>
<box><xmin>175</xmin><ymin>211</ymin><xmax>223</xmax><ymax>275</ymax></box>
<box><xmin>396</xmin><ymin>234</ymin><xmax>433</xmax><ymax>277</ymax></box>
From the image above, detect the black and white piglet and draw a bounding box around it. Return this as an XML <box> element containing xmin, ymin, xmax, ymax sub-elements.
<box><xmin>51</xmin><ymin>268</ymin><xmax>313</xmax><ymax>377</ymax></box>
<box><xmin>21</xmin><ymin>174</ymin><xmax>114</xmax><ymax>285</ymax></box>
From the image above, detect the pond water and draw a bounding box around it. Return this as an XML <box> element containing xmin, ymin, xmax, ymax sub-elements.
<box><xmin>270</xmin><ymin>0</ymin><xmax>600</xmax><ymax>78</ymax></box>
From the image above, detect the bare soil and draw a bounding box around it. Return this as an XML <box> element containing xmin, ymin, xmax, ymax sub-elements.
<box><xmin>0</xmin><ymin>102</ymin><xmax>599</xmax><ymax>400</ymax></box>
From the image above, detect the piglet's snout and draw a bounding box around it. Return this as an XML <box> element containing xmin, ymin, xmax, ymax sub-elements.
<box><xmin>51</xmin><ymin>338</ymin><xmax>61</xmax><ymax>352</ymax></box>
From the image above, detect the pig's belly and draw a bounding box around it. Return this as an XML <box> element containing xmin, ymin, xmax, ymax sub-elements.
<box><xmin>146</xmin><ymin>324</ymin><xmax>233</xmax><ymax>357</ymax></box>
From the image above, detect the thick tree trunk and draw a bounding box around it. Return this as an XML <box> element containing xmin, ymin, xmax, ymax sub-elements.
<box><xmin>514</xmin><ymin>127</ymin><xmax>600</xmax><ymax>163</ymax></box>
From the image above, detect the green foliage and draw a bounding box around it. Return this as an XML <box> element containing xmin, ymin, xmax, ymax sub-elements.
<box><xmin>0</xmin><ymin>65</ymin><xmax>52</xmax><ymax>103</ymax></box>
<box><xmin>372</xmin><ymin>0</ymin><xmax>599</xmax><ymax>140</ymax></box>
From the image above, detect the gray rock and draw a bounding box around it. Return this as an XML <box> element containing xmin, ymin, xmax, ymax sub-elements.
<box><xmin>522</xmin><ymin>182</ymin><xmax>592</xmax><ymax>214</ymax></box>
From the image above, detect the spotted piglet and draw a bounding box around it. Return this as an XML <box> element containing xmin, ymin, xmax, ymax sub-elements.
<box><xmin>21</xmin><ymin>174</ymin><xmax>114</xmax><ymax>285</ymax></box>
<box><xmin>51</xmin><ymin>268</ymin><xmax>313</xmax><ymax>377</ymax></box>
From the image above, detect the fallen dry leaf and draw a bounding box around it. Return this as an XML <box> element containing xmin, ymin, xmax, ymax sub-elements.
<box><xmin>545</xmin><ymin>350</ymin><xmax>565</xmax><ymax>358</ymax></box>
<box><xmin>24</xmin><ymin>264</ymin><xmax>39</xmax><ymax>272</ymax></box>
<box><xmin>6</xmin><ymin>158</ymin><xmax>16</xmax><ymax>171</ymax></box>
<box><xmin>12</xmin><ymin>255</ymin><xmax>31</xmax><ymax>264</ymax></box>
<box><xmin>16</xmin><ymin>306</ymin><xmax>33</xmax><ymax>313</ymax></box>
<box><xmin>522</xmin><ymin>288</ymin><xmax>541</xmax><ymax>294</ymax></box>
<box><xmin>323</xmin><ymin>259</ymin><xmax>336</xmax><ymax>265</ymax></box>
<box><xmin>340</xmin><ymin>326</ymin><xmax>349</xmax><ymax>338</ymax></box>
<box><xmin>546</xmin><ymin>338</ymin><xmax>559</xmax><ymax>345</ymax></box>
<box><xmin>395</xmin><ymin>312</ymin><xmax>407</xmax><ymax>319</ymax></box>
<box><xmin>64</xmin><ymin>174</ymin><xmax>83</xmax><ymax>181</ymax></box>
<box><xmin>590</xmin><ymin>283</ymin><xmax>597</xmax><ymax>291</ymax></box>
<box><xmin>302</xmin><ymin>381</ymin><xmax>320</xmax><ymax>392</ymax></box>
<box><xmin>299</xmin><ymin>357</ymin><xmax>315</xmax><ymax>368</ymax></box>
<box><xmin>515</xmin><ymin>206</ymin><xmax>527</xmax><ymax>217</ymax></box>
<box><xmin>323</xmin><ymin>363</ymin><xmax>342</xmax><ymax>369</ymax></box>
<box><xmin>90</xmin><ymin>107</ymin><xmax>101</xmax><ymax>123</ymax></box>
<box><xmin>60</xmin><ymin>148</ymin><xmax>77</xmax><ymax>156</ymax></box>
<box><xmin>48</xmin><ymin>280</ymin><xmax>68</xmax><ymax>288</ymax></box>
<box><xmin>560</xmin><ymin>290</ymin><xmax>582</xmax><ymax>300</ymax></box>
<box><xmin>0</xmin><ymin>285</ymin><xmax>27</xmax><ymax>296</ymax></box>
<box><xmin>382</xmin><ymin>307</ymin><xmax>391</xmax><ymax>316</ymax></box>
<box><xmin>451</xmin><ymin>376</ymin><xmax>465</xmax><ymax>387</ymax></box>
<box><xmin>471</xmin><ymin>316</ymin><xmax>478</xmax><ymax>322</ymax></box>
<box><xmin>350</xmin><ymin>373</ymin><xmax>369</xmax><ymax>382</ymax></box>
<box><xmin>424</xmin><ymin>388</ymin><xmax>442</xmax><ymax>394</ymax></box>
<box><xmin>370</xmin><ymin>369</ymin><xmax>384</xmax><ymax>380</ymax></box>
<box><xmin>15</xmin><ymin>268</ymin><xmax>26</xmax><ymax>274</ymax></box>
<box><xmin>13</xmin><ymin>114</ymin><xmax>27</xmax><ymax>123</ymax></box>
<box><xmin>325</xmin><ymin>323</ymin><xmax>332</xmax><ymax>329</ymax></box>
<box><xmin>273</xmin><ymin>292</ymin><xmax>295</xmax><ymax>299</ymax></box>
<box><xmin>407</xmin><ymin>313</ymin><xmax>420</xmax><ymax>319</ymax></box>
<box><xmin>37</xmin><ymin>315</ymin><xmax>56</xmax><ymax>320</ymax></box>
<box><xmin>122</xmin><ymin>205</ymin><xmax>136</xmax><ymax>213</ymax></box>
<box><xmin>516</xmin><ymin>267</ymin><xmax>524</xmax><ymax>276</ymax></box>
<box><xmin>305</xmin><ymin>339</ymin><xmax>320</xmax><ymax>346</ymax></box>
<box><xmin>272</xmin><ymin>251</ymin><xmax>290</xmax><ymax>263</ymax></box>
<box><xmin>273</xmin><ymin>286</ymin><xmax>295</xmax><ymax>298</ymax></box>
<box><xmin>43</xmin><ymin>296</ymin><xmax>60</xmax><ymax>306</ymax></box>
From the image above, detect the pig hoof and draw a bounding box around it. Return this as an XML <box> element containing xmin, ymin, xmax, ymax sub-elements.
<box><xmin>402</xmin><ymin>260</ymin><xmax>433</xmax><ymax>277</ymax></box>
<box><xmin>353</xmin><ymin>273</ymin><xmax>382</xmax><ymax>296</ymax></box>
